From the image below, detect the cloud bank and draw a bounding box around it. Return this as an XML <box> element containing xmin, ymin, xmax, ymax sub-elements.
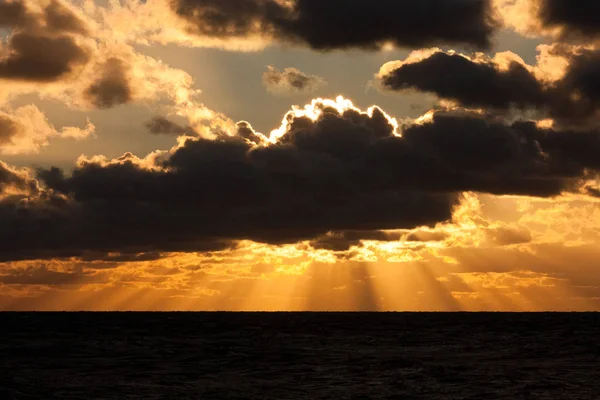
<box><xmin>378</xmin><ymin>46</ymin><xmax>600</xmax><ymax>128</ymax></box>
<box><xmin>170</xmin><ymin>0</ymin><xmax>496</xmax><ymax>50</ymax></box>
<box><xmin>0</xmin><ymin>97</ymin><xmax>597</xmax><ymax>262</ymax></box>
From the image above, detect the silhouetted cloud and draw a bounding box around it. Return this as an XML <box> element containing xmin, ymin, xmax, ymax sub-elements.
<box><xmin>485</xmin><ymin>226</ymin><xmax>533</xmax><ymax>246</ymax></box>
<box><xmin>84</xmin><ymin>58</ymin><xmax>132</xmax><ymax>109</ymax></box>
<box><xmin>171</xmin><ymin>0</ymin><xmax>496</xmax><ymax>50</ymax></box>
<box><xmin>0</xmin><ymin>33</ymin><xmax>90</xmax><ymax>82</ymax></box>
<box><xmin>78</xmin><ymin>252</ymin><xmax>164</xmax><ymax>263</ymax></box>
<box><xmin>550</xmin><ymin>49</ymin><xmax>600</xmax><ymax>126</ymax></box>
<box><xmin>0</xmin><ymin>265</ymin><xmax>104</xmax><ymax>286</ymax></box>
<box><xmin>380</xmin><ymin>52</ymin><xmax>544</xmax><ymax>109</ymax></box>
<box><xmin>405</xmin><ymin>230</ymin><xmax>451</xmax><ymax>242</ymax></box>
<box><xmin>0</xmin><ymin>1</ymin><xmax>30</xmax><ymax>28</ymax></box>
<box><xmin>310</xmin><ymin>231</ymin><xmax>403</xmax><ymax>252</ymax></box>
<box><xmin>0</xmin><ymin>1</ymin><xmax>91</xmax><ymax>83</ymax></box>
<box><xmin>512</xmin><ymin>120</ymin><xmax>600</xmax><ymax>172</ymax></box>
<box><xmin>0</xmin><ymin>161</ymin><xmax>38</xmax><ymax>196</ymax></box>
<box><xmin>537</xmin><ymin>0</ymin><xmax>600</xmax><ymax>40</ymax></box>
<box><xmin>146</xmin><ymin>116</ymin><xmax>199</xmax><ymax>136</ymax></box>
<box><xmin>0</xmin><ymin>98</ymin><xmax>597</xmax><ymax>262</ymax></box>
<box><xmin>0</xmin><ymin>115</ymin><xmax>21</xmax><ymax>146</ymax></box>
<box><xmin>0</xmin><ymin>0</ymin><xmax>88</xmax><ymax>34</ymax></box>
<box><xmin>43</xmin><ymin>0</ymin><xmax>89</xmax><ymax>35</ymax></box>
<box><xmin>379</xmin><ymin>48</ymin><xmax>600</xmax><ymax>127</ymax></box>
<box><xmin>263</xmin><ymin>66</ymin><xmax>326</xmax><ymax>94</ymax></box>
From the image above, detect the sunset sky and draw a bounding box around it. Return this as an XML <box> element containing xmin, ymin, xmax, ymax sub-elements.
<box><xmin>1</xmin><ymin>0</ymin><xmax>599</xmax><ymax>311</ymax></box>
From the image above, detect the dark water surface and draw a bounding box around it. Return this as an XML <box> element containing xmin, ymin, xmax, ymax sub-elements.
<box><xmin>1</xmin><ymin>313</ymin><xmax>599</xmax><ymax>399</ymax></box>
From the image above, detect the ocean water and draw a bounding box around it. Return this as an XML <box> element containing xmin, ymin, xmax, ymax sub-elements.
<box><xmin>1</xmin><ymin>313</ymin><xmax>599</xmax><ymax>399</ymax></box>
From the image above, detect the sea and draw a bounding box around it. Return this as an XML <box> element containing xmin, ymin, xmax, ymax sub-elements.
<box><xmin>1</xmin><ymin>313</ymin><xmax>599</xmax><ymax>399</ymax></box>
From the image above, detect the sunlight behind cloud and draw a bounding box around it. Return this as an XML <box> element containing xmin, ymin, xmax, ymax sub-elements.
<box><xmin>268</xmin><ymin>96</ymin><xmax>400</xmax><ymax>142</ymax></box>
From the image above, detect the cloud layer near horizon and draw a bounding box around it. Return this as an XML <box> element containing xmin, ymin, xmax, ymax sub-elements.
<box><xmin>0</xmin><ymin>97</ymin><xmax>598</xmax><ymax>262</ymax></box>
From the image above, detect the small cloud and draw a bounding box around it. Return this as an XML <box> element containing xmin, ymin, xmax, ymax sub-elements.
<box><xmin>486</xmin><ymin>226</ymin><xmax>533</xmax><ymax>246</ymax></box>
<box><xmin>145</xmin><ymin>116</ymin><xmax>199</xmax><ymax>137</ymax></box>
<box><xmin>84</xmin><ymin>57</ymin><xmax>133</xmax><ymax>109</ymax></box>
<box><xmin>263</xmin><ymin>66</ymin><xmax>326</xmax><ymax>95</ymax></box>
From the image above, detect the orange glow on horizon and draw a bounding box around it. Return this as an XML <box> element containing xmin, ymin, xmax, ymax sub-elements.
<box><xmin>1</xmin><ymin>191</ymin><xmax>599</xmax><ymax>311</ymax></box>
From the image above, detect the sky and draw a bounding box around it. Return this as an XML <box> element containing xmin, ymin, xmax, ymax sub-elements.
<box><xmin>1</xmin><ymin>0</ymin><xmax>600</xmax><ymax>311</ymax></box>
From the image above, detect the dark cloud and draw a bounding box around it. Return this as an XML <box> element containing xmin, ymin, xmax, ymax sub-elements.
<box><xmin>405</xmin><ymin>230</ymin><xmax>450</xmax><ymax>242</ymax></box>
<box><xmin>0</xmin><ymin>0</ymin><xmax>91</xmax><ymax>83</ymax></box>
<box><xmin>404</xmin><ymin>114</ymin><xmax>600</xmax><ymax>186</ymax></box>
<box><xmin>537</xmin><ymin>0</ymin><xmax>600</xmax><ymax>40</ymax></box>
<box><xmin>235</xmin><ymin>121</ymin><xmax>265</xmax><ymax>145</ymax></box>
<box><xmin>549</xmin><ymin>49</ymin><xmax>600</xmax><ymax>126</ymax></box>
<box><xmin>43</xmin><ymin>0</ymin><xmax>89</xmax><ymax>35</ymax></box>
<box><xmin>310</xmin><ymin>231</ymin><xmax>403</xmax><ymax>252</ymax></box>
<box><xmin>380</xmin><ymin>52</ymin><xmax>544</xmax><ymax>109</ymax></box>
<box><xmin>398</xmin><ymin>115</ymin><xmax>569</xmax><ymax>197</ymax></box>
<box><xmin>1</xmin><ymin>103</ymin><xmax>597</xmax><ymax>262</ymax></box>
<box><xmin>0</xmin><ymin>1</ymin><xmax>30</xmax><ymax>28</ymax></box>
<box><xmin>0</xmin><ymin>185</ymin><xmax>235</xmax><ymax>262</ymax></box>
<box><xmin>0</xmin><ymin>0</ymin><xmax>88</xmax><ymax>34</ymax></box>
<box><xmin>84</xmin><ymin>58</ymin><xmax>132</xmax><ymax>108</ymax></box>
<box><xmin>263</xmin><ymin>66</ymin><xmax>325</xmax><ymax>94</ymax></box>
<box><xmin>586</xmin><ymin>186</ymin><xmax>600</xmax><ymax>198</ymax></box>
<box><xmin>3</xmin><ymin>106</ymin><xmax>452</xmax><ymax>261</ymax></box>
<box><xmin>0</xmin><ymin>161</ymin><xmax>38</xmax><ymax>196</ymax></box>
<box><xmin>0</xmin><ymin>265</ymin><xmax>103</xmax><ymax>286</ymax></box>
<box><xmin>146</xmin><ymin>116</ymin><xmax>198</xmax><ymax>136</ymax></box>
<box><xmin>0</xmin><ymin>33</ymin><xmax>90</xmax><ymax>82</ymax></box>
<box><xmin>486</xmin><ymin>226</ymin><xmax>533</xmax><ymax>246</ymax></box>
<box><xmin>78</xmin><ymin>252</ymin><xmax>164</xmax><ymax>263</ymax></box>
<box><xmin>512</xmin><ymin>120</ymin><xmax>600</xmax><ymax>173</ymax></box>
<box><xmin>171</xmin><ymin>0</ymin><xmax>496</xmax><ymax>50</ymax></box>
<box><xmin>379</xmin><ymin>49</ymin><xmax>600</xmax><ymax>128</ymax></box>
<box><xmin>0</xmin><ymin>115</ymin><xmax>21</xmax><ymax>146</ymax></box>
